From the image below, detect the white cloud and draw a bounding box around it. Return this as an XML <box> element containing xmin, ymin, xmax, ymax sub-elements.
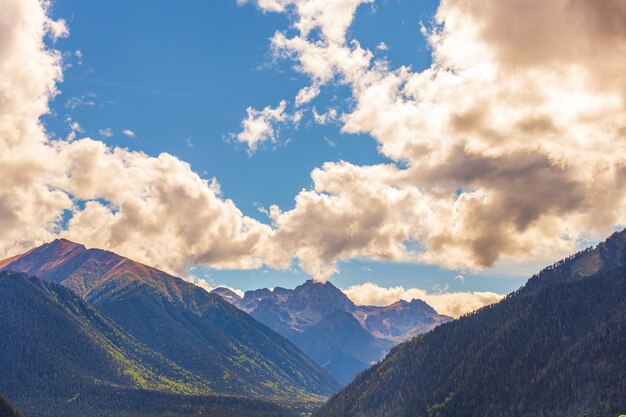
<box><xmin>0</xmin><ymin>0</ymin><xmax>275</xmax><ymax>277</ymax></box>
<box><xmin>376</xmin><ymin>42</ymin><xmax>388</xmax><ymax>51</ymax></box>
<box><xmin>65</xmin><ymin>117</ymin><xmax>84</xmax><ymax>141</ymax></box>
<box><xmin>236</xmin><ymin>100</ymin><xmax>288</xmax><ymax>153</ymax></box>
<box><xmin>122</xmin><ymin>129</ymin><xmax>135</xmax><ymax>138</ymax></box>
<box><xmin>238</xmin><ymin>0</ymin><xmax>291</xmax><ymax>13</ymax></box>
<box><xmin>295</xmin><ymin>84</ymin><xmax>320</xmax><ymax>106</ymax></box>
<box><xmin>342</xmin><ymin>282</ymin><xmax>503</xmax><ymax>318</ymax></box>
<box><xmin>42</xmin><ymin>1</ymin><xmax>69</xmax><ymax>40</ymax></box>
<box><xmin>0</xmin><ymin>0</ymin><xmax>71</xmax><ymax>255</ymax></box>
<box><xmin>241</xmin><ymin>0</ymin><xmax>626</xmax><ymax>279</ymax></box>
<box><xmin>5</xmin><ymin>0</ymin><xmax>626</xmax><ymax>288</ymax></box>
<box><xmin>190</xmin><ymin>277</ymin><xmax>245</xmax><ymax>298</ymax></box>
<box><xmin>65</xmin><ymin>93</ymin><xmax>96</xmax><ymax>110</ymax></box>
<box><xmin>98</xmin><ymin>128</ymin><xmax>113</xmax><ymax>138</ymax></box>
<box><xmin>57</xmin><ymin>140</ymin><xmax>273</xmax><ymax>273</ymax></box>
<box><xmin>313</xmin><ymin>108</ymin><xmax>338</xmax><ymax>125</ymax></box>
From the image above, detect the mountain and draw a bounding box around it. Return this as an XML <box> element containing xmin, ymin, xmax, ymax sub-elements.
<box><xmin>212</xmin><ymin>280</ymin><xmax>450</xmax><ymax>385</ymax></box>
<box><xmin>0</xmin><ymin>240</ymin><xmax>339</xmax><ymax>407</ymax></box>
<box><xmin>316</xmin><ymin>231</ymin><xmax>626</xmax><ymax>417</ymax></box>
<box><xmin>357</xmin><ymin>299</ymin><xmax>445</xmax><ymax>343</ymax></box>
<box><xmin>290</xmin><ymin>311</ymin><xmax>395</xmax><ymax>386</ymax></box>
<box><xmin>210</xmin><ymin>287</ymin><xmax>243</xmax><ymax>304</ymax></box>
<box><xmin>0</xmin><ymin>270</ymin><xmax>296</xmax><ymax>417</ymax></box>
<box><xmin>0</xmin><ymin>395</ymin><xmax>24</xmax><ymax>417</ymax></box>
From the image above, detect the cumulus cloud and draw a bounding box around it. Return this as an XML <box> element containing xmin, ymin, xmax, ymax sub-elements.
<box><xmin>295</xmin><ymin>84</ymin><xmax>320</xmax><ymax>107</ymax></box>
<box><xmin>0</xmin><ymin>0</ymin><xmax>274</xmax><ymax>276</ymax></box>
<box><xmin>57</xmin><ymin>140</ymin><xmax>273</xmax><ymax>273</ymax></box>
<box><xmin>240</xmin><ymin>0</ymin><xmax>626</xmax><ymax>278</ymax></box>
<box><xmin>236</xmin><ymin>100</ymin><xmax>288</xmax><ymax>153</ymax></box>
<box><xmin>343</xmin><ymin>282</ymin><xmax>503</xmax><ymax>318</ymax></box>
<box><xmin>0</xmin><ymin>0</ymin><xmax>71</xmax><ymax>256</ymax></box>
<box><xmin>5</xmin><ymin>0</ymin><xmax>626</xmax><ymax>286</ymax></box>
<box><xmin>312</xmin><ymin>108</ymin><xmax>338</xmax><ymax>125</ymax></box>
<box><xmin>42</xmin><ymin>0</ymin><xmax>69</xmax><ymax>40</ymax></box>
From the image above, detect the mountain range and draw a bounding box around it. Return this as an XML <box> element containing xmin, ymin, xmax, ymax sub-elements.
<box><xmin>0</xmin><ymin>239</ymin><xmax>338</xmax><ymax>416</ymax></box>
<box><xmin>211</xmin><ymin>280</ymin><xmax>451</xmax><ymax>385</ymax></box>
<box><xmin>4</xmin><ymin>231</ymin><xmax>625</xmax><ymax>417</ymax></box>
<box><xmin>0</xmin><ymin>270</ymin><xmax>299</xmax><ymax>417</ymax></box>
<box><xmin>316</xmin><ymin>231</ymin><xmax>626</xmax><ymax>417</ymax></box>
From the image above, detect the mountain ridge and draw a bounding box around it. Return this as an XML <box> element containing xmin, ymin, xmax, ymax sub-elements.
<box><xmin>0</xmin><ymin>270</ymin><xmax>300</xmax><ymax>417</ymax></box>
<box><xmin>212</xmin><ymin>278</ymin><xmax>451</xmax><ymax>385</ymax></box>
<box><xmin>0</xmin><ymin>240</ymin><xmax>339</xmax><ymax>406</ymax></box>
<box><xmin>316</xmin><ymin>230</ymin><xmax>626</xmax><ymax>417</ymax></box>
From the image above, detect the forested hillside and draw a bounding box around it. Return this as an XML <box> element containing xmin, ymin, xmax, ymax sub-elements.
<box><xmin>0</xmin><ymin>240</ymin><xmax>338</xmax><ymax>405</ymax></box>
<box><xmin>214</xmin><ymin>279</ymin><xmax>449</xmax><ymax>384</ymax></box>
<box><xmin>0</xmin><ymin>271</ymin><xmax>297</xmax><ymax>417</ymax></box>
<box><xmin>317</xmin><ymin>232</ymin><xmax>626</xmax><ymax>417</ymax></box>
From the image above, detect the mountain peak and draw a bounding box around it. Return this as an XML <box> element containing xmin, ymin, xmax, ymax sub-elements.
<box><xmin>294</xmin><ymin>279</ymin><xmax>355</xmax><ymax>310</ymax></box>
<box><xmin>298</xmin><ymin>279</ymin><xmax>341</xmax><ymax>292</ymax></box>
<box><xmin>523</xmin><ymin>228</ymin><xmax>626</xmax><ymax>293</ymax></box>
<box><xmin>0</xmin><ymin>239</ymin><xmax>88</xmax><ymax>284</ymax></box>
<box><xmin>0</xmin><ymin>239</ymin><xmax>189</xmax><ymax>302</ymax></box>
<box><xmin>50</xmin><ymin>237</ymin><xmax>84</xmax><ymax>248</ymax></box>
<box><xmin>43</xmin><ymin>237</ymin><xmax>86</xmax><ymax>253</ymax></box>
<box><xmin>303</xmin><ymin>279</ymin><xmax>331</xmax><ymax>286</ymax></box>
<box><xmin>0</xmin><ymin>242</ymin><xmax>340</xmax><ymax>402</ymax></box>
<box><xmin>210</xmin><ymin>287</ymin><xmax>243</xmax><ymax>304</ymax></box>
<box><xmin>42</xmin><ymin>238</ymin><xmax>87</xmax><ymax>257</ymax></box>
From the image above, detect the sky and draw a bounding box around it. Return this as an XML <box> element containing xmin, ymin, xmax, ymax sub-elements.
<box><xmin>2</xmin><ymin>0</ymin><xmax>625</xmax><ymax>316</ymax></box>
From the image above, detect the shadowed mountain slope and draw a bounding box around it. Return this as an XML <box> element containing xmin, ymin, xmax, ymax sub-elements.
<box><xmin>316</xmin><ymin>231</ymin><xmax>626</xmax><ymax>417</ymax></box>
<box><xmin>0</xmin><ymin>271</ymin><xmax>297</xmax><ymax>417</ymax></box>
<box><xmin>213</xmin><ymin>279</ymin><xmax>450</xmax><ymax>385</ymax></box>
<box><xmin>0</xmin><ymin>240</ymin><xmax>339</xmax><ymax>405</ymax></box>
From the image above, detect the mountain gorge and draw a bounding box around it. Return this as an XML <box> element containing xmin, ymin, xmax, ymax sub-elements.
<box><xmin>0</xmin><ymin>240</ymin><xmax>338</xmax><ymax>416</ymax></box>
<box><xmin>316</xmin><ymin>231</ymin><xmax>626</xmax><ymax>417</ymax></box>
<box><xmin>212</xmin><ymin>280</ymin><xmax>451</xmax><ymax>385</ymax></box>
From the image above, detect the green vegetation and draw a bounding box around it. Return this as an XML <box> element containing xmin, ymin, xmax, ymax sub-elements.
<box><xmin>0</xmin><ymin>240</ymin><xmax>339</xmax><ymax>406</ymax></box>
<box><xmin>0</xmin><ymin>271</ymin><xmax>299</xmax><ymax>417</ymax></box>
<box><xmin>317</xmin><ymin>232</ymin><xmax>626</xmax><ymax>417</ymax></box>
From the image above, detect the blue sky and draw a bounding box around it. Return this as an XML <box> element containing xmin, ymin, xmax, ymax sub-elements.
<box><xmin>43</xmin><ymin>0</ymin><xmax>530</xmax><ymax>294</ymax></box>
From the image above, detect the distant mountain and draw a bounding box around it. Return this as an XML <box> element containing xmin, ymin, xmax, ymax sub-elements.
<box><xmin>290</xmin><ymin>311</ymin><xmax>395</xmax><ymax>386</ymax></box>
<box><xmin>316</xmin><ymin>231</ymin><xmax>626</xmax><ymax>417</ymax></box>
<box><xmin>357</xmin><ymin>299</ymin><xmax>445</xmax><ymax>343</ymax></box>
<box><xmin>212</xmin><ymin>280</ymin><xmax>450</xmax><ymax>385</ymax></box>
<box><xmin>0</xmin><ymin>395</ymin><xmax>24</xmax><ymax>417</ymax></box>
<box><xmin>0</xmin><ymin>240</ymin><xmax>339</xmax><ymax>407</ymax></box>
<box><xmin>0</xmin><ymin>271</ymin><xmax>296</xmax><ymax>417</ymax></box>
<box><xmin>210</xmin><ymin>286</ymin><xmax>243</xmax><ymax>304</ymax></box>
